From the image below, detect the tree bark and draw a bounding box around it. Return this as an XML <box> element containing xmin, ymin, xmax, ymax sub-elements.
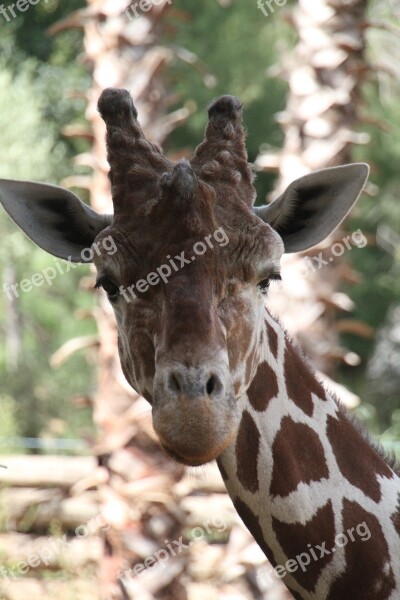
<box><xmin>257</xmin><ymin>0</ymin><xmax>369</xmax><ymax>397</ymax></box>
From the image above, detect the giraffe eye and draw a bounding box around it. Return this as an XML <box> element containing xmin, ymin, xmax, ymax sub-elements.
<box><xmin>95</xmin><ymin>276</ymin><xmax>120</xmax><ymax>301</ymax></box>
<box><xmin>257</xmin><ymin>272</ymin><xmax>282</xmax><ymax>293</ymax></box>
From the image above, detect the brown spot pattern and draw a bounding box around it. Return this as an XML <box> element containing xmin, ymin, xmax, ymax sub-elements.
<box><xmin>247</xmin><ymin>361</ymin><xmax>279</xmax><ymax>412</ymax></box>
<box><xmin>233</xmin><ymin>497</ymin><xmax>277</xmax><ymax>566</ymax></box>
<box><xmin>391</xmin><ymin>492</ymin><xmax>400</xmax><ymax>537</ymax></box>
<box><xmin>272</xmin><ymin>501</ymin><xmax>335</xmax><ymax>593</ymax></box>
<box><xmin>266</xmin><ymin>319</ymin><xmax>279</xmax><ymax>359</ymax></box>
<box><xmin>236</xmin><ymin>410</ymin><xmax>260</xmax><ymax>493</ymax></box>
<box><xmin>327</xmin><ymin>499</ymin><xmax>396</xmax><ymax>600</ymax></box>
<box><xmin>284</xmin><ymin>341</ymin><xmax>326</xmax><ymax>417</ymax></box>
<box><xmin>327</xmin><ymin>411</ymin><xmax>394</xmax><ymax>503</ymax></box>
<box><xmin>234</xmin><ymin>500</ymin><xmax>320</xmax><ymax>600</ymax></box>
<box><xmin>270</xmin><ymin>417</ymin><xmax>329</xmax><ymax>497</ymax></box>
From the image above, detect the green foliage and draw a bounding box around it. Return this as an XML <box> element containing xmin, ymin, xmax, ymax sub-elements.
<box><xmin>164</xmin><ymin>0</ymin><xmax>294</xmax><ymax>201</ymax></box>
<box><xmin>0</xmin><ymin>1</ymin><xmax>94</xmax><ymax>443</ymax></box>
<box><xmin>0</xmin><ymin>396</ymin><xmax>22</xmax><ymax>453</ymax></box>
<box><xmin>0</xmin><ymin>0</ymin><xmax>90</xmax><ymax>175</ymax></box>
<box><xmin>0</xmin><ymin>0</ymin><xmax>84</xmax><ymax>65</ymax></box>
<box><xmin>0</xmin><ymin>66</ymin><xmax>64</xmax><ymax>181</ymax></box>
<box><xmin>338</xmin><ymin>1</ymin><xmax>400</xmax><ymax>442</ymax></box>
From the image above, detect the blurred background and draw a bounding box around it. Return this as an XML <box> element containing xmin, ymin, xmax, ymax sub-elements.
<box><xmin>0</xmin><ymin>0</ymin><xmax>399</xmax><ymax>598</ymax></box>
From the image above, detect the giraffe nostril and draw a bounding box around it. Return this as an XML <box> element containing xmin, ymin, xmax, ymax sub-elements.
<box><xmin>206</xmin><ymin>373</ymin><xmax>223</xmax><ymax>397</ymax></box>
<box><xmin>168</xmin><ymin>372</ymin><xmax>181</xmax><ymax>394</ymax></box>
<box><xmin>165</xmin><ymin>368</ymin><xmax>224</xmax><ymax>399</ymax></box>
<box><xmin>206</xmin><ymin>375</ymin><xmax>216</xmax><ymax>395</ymax></box>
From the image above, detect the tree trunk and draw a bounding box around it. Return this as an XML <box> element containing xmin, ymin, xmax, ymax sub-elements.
<box><xmin>257</xmin><ymin>0</ymin><xmax>369</xmax><ymax>404</ymax></box>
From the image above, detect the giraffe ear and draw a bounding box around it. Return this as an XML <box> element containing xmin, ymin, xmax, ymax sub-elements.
<box><xmin>254</xmin><ymin>164</ymin><xmax>369</xmax><ymax>253</ymax></box>
<box><xmin>0</xmin><ymin>179</ymin><xmax>113</xmax><ymax>263</ymax></box>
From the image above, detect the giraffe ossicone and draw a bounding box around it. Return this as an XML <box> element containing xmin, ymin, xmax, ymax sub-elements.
<box><xmin>1</xmin><ymin>89</ymin><xmax>399</xmax><ymax>599</ymax></box>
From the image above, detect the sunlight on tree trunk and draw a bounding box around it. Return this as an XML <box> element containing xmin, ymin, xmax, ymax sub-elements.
<box><xmin>258</xmin><ymin>0</ymin><xmax>369</xmax><ymax>405</ymax></box>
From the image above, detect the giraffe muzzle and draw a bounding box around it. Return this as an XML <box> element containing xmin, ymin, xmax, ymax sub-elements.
<box><xmin>152</xmin><ymin>363</ymin><xmax>239</xmax><ymax>466</ymax></box>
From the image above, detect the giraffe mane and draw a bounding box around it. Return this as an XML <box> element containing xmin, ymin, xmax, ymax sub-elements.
<box><xmin>277</xmin><ymin>318</ymin><xmax>400</xmax><ymax>478</ymax></box>
<box><xmin>335</xmin><ymin>402</ymin><xmax>400</xmax><ymax>479</ymax></box>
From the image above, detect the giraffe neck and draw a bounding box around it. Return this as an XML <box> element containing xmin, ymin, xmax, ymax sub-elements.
<box><xmin>218</xmin><ymin>309</ymin><xmax>400</xmax><ymax>600</ymax></box>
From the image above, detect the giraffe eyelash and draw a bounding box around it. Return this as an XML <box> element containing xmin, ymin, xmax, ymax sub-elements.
<box><xmin>94</xmin><ymin>274</ymin><xmax>120</xmax><ymax>300</ymax></box>
<box><xmin>270</xmin><ymin>271</ymin><xmax>282</xmax><ymax>282</ymax></box>
<box><xmin>258</xmin><ymin>272</ymin><xmax>282</xmax><ymax>294</ymax></box>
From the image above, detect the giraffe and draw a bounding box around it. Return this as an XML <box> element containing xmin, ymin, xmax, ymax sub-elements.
<box><xmin>1</xmin><ymin>89</ymin><xmax>399</xmax><ymax>600</ymax></box>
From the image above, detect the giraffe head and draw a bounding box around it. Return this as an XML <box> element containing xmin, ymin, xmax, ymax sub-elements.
<box><xmin>0</xmin><ymin>89</ymin><xmax>368</xmax><ymax>466</ymax></box>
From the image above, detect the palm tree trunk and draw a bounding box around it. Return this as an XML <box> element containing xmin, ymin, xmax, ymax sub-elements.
<box><xmin>257</xmin><ymin>0</ymin><xmax>369</xmax><ymax>400</ymax></box>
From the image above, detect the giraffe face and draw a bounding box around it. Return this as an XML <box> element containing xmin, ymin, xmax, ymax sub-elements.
<box><xmin>0</xmin><ymin>89</ymin><xmax>368</xmax><ymax>468</ymax></box>
<box><xmin>93</xmin><ymin>160</ymin><xmax>284</xmax><ymax>466</ymax></box>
